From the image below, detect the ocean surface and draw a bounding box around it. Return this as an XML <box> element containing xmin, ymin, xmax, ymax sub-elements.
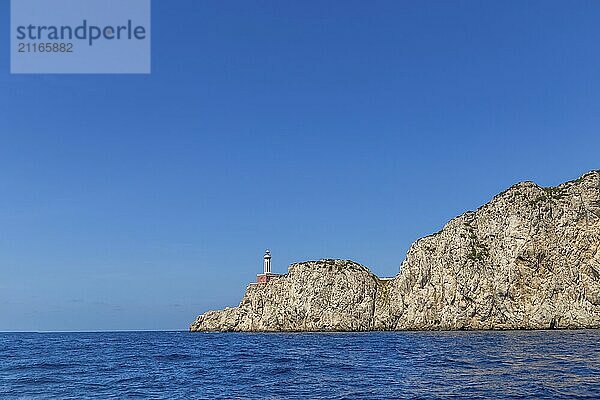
<box><xmin>1</xmin><ymin>330</ymin><xmax>599</xmax><ymax>399</ymax></box>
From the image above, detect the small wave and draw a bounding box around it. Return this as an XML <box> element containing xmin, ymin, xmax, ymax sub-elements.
<box><xmin>14</xmin><ymin>376</ymin><xmax>63</xmax><ymax>385</ymax></box>
<box><xmin>4</xmin><ymin>362</ymin><xmax>76</xmax><ymax>372</ymax></box>
<box><xmin>154</xmin><ymin>353</ymin><xmax>194</xmax><ymax>361</ymax></box>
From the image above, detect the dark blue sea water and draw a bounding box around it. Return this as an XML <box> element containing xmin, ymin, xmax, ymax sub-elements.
<box><xmin>1</xmin><ymin>330</ymin><xmax>599</xmax><ymax>399</ymax></box>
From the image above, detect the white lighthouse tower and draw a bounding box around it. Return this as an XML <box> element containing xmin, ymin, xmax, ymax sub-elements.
<box><xmin>257</xmin><ymin>249</ymin><xmax>278</xmax><ymax>284</ymax></box>
<box><xmin>263</xmin><ymin>249</ymin><xmax>272</xmax><ymax>274</ymax></box>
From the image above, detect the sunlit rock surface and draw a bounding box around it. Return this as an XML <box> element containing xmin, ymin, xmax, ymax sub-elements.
<box><xmin>191</xmin><ymin>171</ymin><xmax>600</xmax><ymax>331</ymax></box>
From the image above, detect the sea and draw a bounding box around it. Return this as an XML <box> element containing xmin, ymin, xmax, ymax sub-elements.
<box><xmin>1</xmin><ymin>330</ymin><xmax>599</xmax><ymax>399</ymax></box>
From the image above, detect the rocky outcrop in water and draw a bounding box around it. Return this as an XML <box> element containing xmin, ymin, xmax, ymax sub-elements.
<box><xmin>190</xmin><ymin>171</ymin><xmax>600</xmax><ymax>331</ymax></box>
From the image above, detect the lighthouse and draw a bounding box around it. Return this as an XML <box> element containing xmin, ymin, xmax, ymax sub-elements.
<box><xmin>256</xmin><ymin>249</ymin><xmax>278</xmax><ymax>284</ymax></box>
<box><xmin>263</xmin><ymin>249</ymin><xmax>271</xmax><ymax>274</ymax></box>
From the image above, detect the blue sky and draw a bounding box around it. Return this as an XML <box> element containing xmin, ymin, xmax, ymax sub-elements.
<box><xmin>1</xmin><ymin>1</ymin><xmax>599</xmax><ymax>331</ymax></box>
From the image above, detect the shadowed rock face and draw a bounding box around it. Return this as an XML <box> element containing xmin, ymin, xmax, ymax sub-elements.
<box><xmin>190</xmin><ymin>171</ymin><xmax>600</xmax><ymax>332</ymax></box>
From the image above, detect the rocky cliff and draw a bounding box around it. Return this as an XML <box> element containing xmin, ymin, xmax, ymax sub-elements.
<box><xmin>190</xmin><ymin>171</ymin><xmax>600</xmax><ymax>331</ymax></box>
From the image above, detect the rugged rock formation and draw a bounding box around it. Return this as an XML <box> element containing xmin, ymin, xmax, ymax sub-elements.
<box><xmin>190</xmin><ymin>171</ymin><xmax>600</xmax><ymax>331</ymax></box>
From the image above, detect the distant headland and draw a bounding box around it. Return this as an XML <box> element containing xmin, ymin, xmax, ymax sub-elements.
<box><xmin>190</xmin><ymin>171</ymin><xmax>600</xmax><ymax>332</ymax></box>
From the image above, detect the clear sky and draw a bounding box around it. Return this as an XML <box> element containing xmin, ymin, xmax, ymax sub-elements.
<box><xmin>1</xmin><ymin>1</ymin><xmax>599</xmax><ymax>331</ymax></box>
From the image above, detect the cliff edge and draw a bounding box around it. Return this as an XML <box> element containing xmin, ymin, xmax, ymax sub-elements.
<box><xmin>190</xmin><ymin>171</ymin><xmax>600</xmax><ymax>331</ymax></box>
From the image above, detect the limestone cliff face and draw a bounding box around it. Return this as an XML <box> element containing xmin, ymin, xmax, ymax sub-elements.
<box><xmin>190</xmin><ymin>171</ymin><xmax>600</xmax><ymax>332</ymax></box>
<box><xmin>192</xmin><ymin>260</ymin><xmax>379</xmax><ymax>332</ymax></box>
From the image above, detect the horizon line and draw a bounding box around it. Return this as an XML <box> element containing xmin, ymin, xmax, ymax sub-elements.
<box><xmin>0</xmin><ymin>329</ymin><xmax>188</xmax><ymax>334</ymax></box>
